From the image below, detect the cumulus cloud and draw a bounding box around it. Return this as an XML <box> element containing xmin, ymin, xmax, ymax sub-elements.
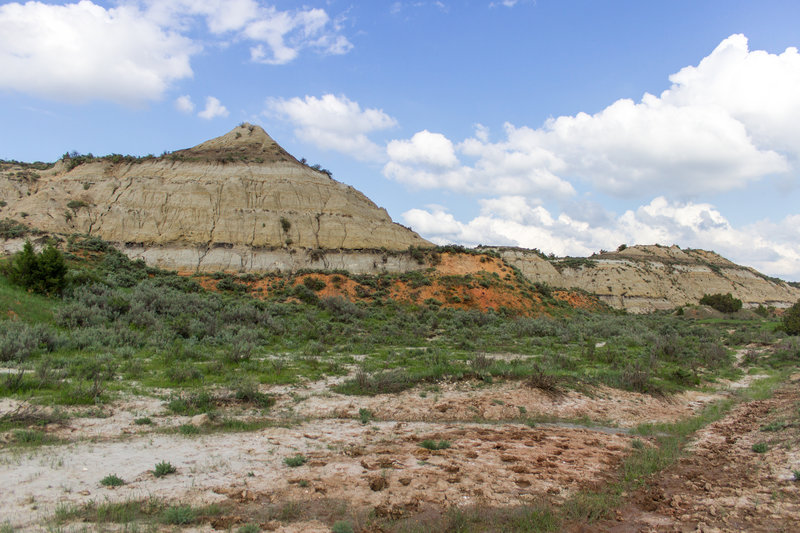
<box><xmin>384</xmin><ymin>124</ymin><xmax>576</xmax><ymax>198</ymax></box>
<box><xmin>197</xmin><ymin>96</ymin><xmax>229</xmax><ymax>119</ymax></box>
<box><xmin>267</xmin><ymin>94</ymin><xmax>397</xmax><ymax>161</ymax></box>
<box><xmin>144</xmin><ymin>0</ymin><xmax>352</xmax><ymax>65</ymax></box>
<box><xmin>386</xmin><ymin>35</ymin><xmax>800</xmax><ymax>200</ymax></box>
<box><xmin>0</xmin><ymin>1</ymin><xmax>194</xmax><ymax>104</ymax></box>
<box><xmin>175</xmin><ymin>95</ymin><xmax>195</xmax><ymax>113</ymax></box>
<box><xmin>0</xmin><ymin>1</ymin><xmax>352</xmax><ymax>104</ymax></box>
<box><xmin>403</xmin><ymin>197</ymin><xmax>800</xmax><ymax>280</ymax></box>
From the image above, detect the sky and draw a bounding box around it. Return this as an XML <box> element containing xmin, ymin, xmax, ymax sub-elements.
<box><xmin>1</xmin><ymin>1</ymin><xmax>799</xmax><ymax>281</ymax></box>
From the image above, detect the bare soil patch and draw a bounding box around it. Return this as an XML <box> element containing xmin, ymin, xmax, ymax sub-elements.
<box><xmin>0</xmin><ymin>369</ymin><xmax>763</xmax><ymax>531</ymax></box>
<box><xmin>569</xmin><ymin>376</ymin><xmax>800</xmax><ymax>533</ymax></box>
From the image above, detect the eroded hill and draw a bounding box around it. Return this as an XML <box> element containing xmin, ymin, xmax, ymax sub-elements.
<box><xmin>0</xmin><ymin>124</ymin><xmax>431</xmax><ymax>272</ymax></box>
<box><xmin>495</xmin><ymin>245</ymin><xmax>800</xmax><ymax>313</ymax></box>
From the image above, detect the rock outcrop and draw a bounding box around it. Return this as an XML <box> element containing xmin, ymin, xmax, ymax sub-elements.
<box><xmin>1</xmin><ymin>126</ymin><xmax>798</xmax><ymax>312</ymax></box>
<box><xmin>495</xmin><ymin>245</ymin><xmax>800</xmax><ymax>313</ymax></box>
<box><xmin>0</xmin><ymin>124</ymin><xmax>431</xmax><ymax>272</ymax></box>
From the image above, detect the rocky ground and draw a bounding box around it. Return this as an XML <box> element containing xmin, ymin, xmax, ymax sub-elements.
<box><xmin>2</xmin><ymin>361</ymin><xmax>798</xmax><ymax>532</ymax></box>
<box><xmin>570</xmin><ymin>375</ymin><xmax>800</xmax><ymax>533</ymax></box>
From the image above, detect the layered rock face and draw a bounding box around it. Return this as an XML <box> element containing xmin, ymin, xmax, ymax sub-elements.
<box><xmin>496</xmin><ymin>245</ymin><xmax>800</xmax><ymax>313</ymax></box>
<box><xmin>0</xmin><ymin>124</ymin><xmax>431</xmax><ymax>271</ymax></box>
<box><xmin>1</xmin><ymin>126</ymin><xmax>797</xmax><ymax>311</ymax></box>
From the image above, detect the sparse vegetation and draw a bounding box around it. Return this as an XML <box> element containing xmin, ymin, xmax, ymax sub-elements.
<box><xmin>751</xmin><ymin>442</ymin><xmax>768</xmax><ymax>453</ymax></box>
<box><xmin>283</xmin><ymin>454</ymin><xmax>308</xmax><ymax>467</ymax></box>
<box><xmin>153</xmin><ymin>461</ymin><xmax>177</xmax><ymax>477</ymax></box>
<box><xmin>420</xmin><ymin>439</ymin><xmax>451</xmax><ymax>450</ymax></box>
<box><xmin>100</xmin><ymin>474</ymin><xmax>125</xmax><ymax>487</ymax></box>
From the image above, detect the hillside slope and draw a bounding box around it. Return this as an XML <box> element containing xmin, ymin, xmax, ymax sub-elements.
<box><xmin>0</xmin><ymin>124</ymin><xmax>430</xmax><ymax>272</ymax></box>
<box><xmin>495</xmin><ymin>245</ymin><xmax>800</xmax><ymax>313</ymax></box>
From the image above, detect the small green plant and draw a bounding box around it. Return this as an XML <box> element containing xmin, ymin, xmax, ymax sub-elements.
<box><xmin>760</xmin><ymin>420</ymin><xmax>786</xmax><ymax>432</ymax></box>
<box><xmin>332</xmin><ymin>520</ymin><xmax>355</xmax><ymax>533</ymax></box>
<box><xmin>99</xmin><ymin>474</ymin><xmax>125</xmax><ymax>487</ymax></box>
<box><xmin>283</xmin><ymin>454</ymin><xmax>308</xmax><ymax>467</ymax></box>
<box><xmin>358</xmin><ymin>408</ymin><xmax>373</xmax><ymax>425</ymax></box>
<box><xmin>751</xmin><ymin>442</ymin><xmax>768</xmax><ymax>453</ymax></box>
<box><xmin>134</xmin><ymin>417</ymin><xmax>152</xmax><ymax>425</ymax></box>
<box><xmin>631</xmin><ymin>439</ymin><xmax>645</xmax><ymax>450</ymax></box>
<box><xmin>178</xmin><ymin>423</ymin><xmax>200</xmax><ymax>435</ymax></box>
<box><xmin>237</xmin><ymin>525</ymin><xmax>260</xmax><ymax>533</ymax></box>
<box><xmin>419</xmin><ymin>439</ymin><xmax>451</xmax><ymax>451</ymax></box>
<box><xmin>161</xmin><ymin>505</ymin><xmax>195</xmax><ymax>525</ymax></box>
<box><xmin>793</xmin><ymin>469</ymin><xmax>800</xmax><ymax>481</ymax></box>
<box><xmin>153</xmin><ymin>461</ymin><xmax>177</xmax><ymax>477</ymax></box>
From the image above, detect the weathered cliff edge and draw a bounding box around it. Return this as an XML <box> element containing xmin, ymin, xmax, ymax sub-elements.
<box><xmin>0</xmin><ymin>124</ymin><xmax>431</xmax><ymax>265</ymax></box>
<box><xmin>493</xmin><ymin>245</ymin><xmax>800</xmax><ymax>313</ymax></box>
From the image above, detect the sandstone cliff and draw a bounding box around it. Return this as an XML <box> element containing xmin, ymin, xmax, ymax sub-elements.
<box><xmin>495</xmin><ymin>245</ymin><xmax>800</xmax><ymax>313</ymax></box>
<box><xmin>0</xmin><ymin>124</ymin><xmax>431</xmax><ymax>271</ymax></box>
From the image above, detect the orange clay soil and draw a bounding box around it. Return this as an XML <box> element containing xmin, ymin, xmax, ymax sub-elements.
<box><xmin>190</xmin><ymin>252</ymin><xmax>604</xmax><ymax>316</ymax></box>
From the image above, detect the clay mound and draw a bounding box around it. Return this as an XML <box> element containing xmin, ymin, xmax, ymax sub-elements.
<box><xmin>0</xmin><ymin>124</ymin><xmax>432</xmax><ymax>258</ymax></box>
<box><xmin>168</xmin><ymin>123</ymin><xmax>296</xmax><ymax>164</ymax></box>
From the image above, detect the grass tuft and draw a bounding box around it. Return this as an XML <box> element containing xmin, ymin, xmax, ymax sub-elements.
<box><xmin>153</xmin><ymin>461</ymin><xmax>177</xmax><ymax>478</ymax></box>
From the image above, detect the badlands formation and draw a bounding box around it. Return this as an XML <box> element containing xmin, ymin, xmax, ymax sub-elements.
<box><xmin>0</xmin><ymin>124</ymin><xmax>431</xmax><ymax>273</ymax></box>
<box><xmin>1</xmin><ymin>123</ymin><xmax>798</xmax><ymax>312</ymax></box>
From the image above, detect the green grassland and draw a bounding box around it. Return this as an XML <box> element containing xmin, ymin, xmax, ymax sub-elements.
<box><xmin>0</xmin><ymin>236</ymin><xmax>795</xmax><ymax>413</ymax></box>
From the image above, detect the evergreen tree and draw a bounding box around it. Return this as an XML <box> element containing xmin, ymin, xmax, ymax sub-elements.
<box><xmin>5</xmin><ymin>240</ymin><xmax>67</xmax><ymax>296</ymax></box>
<box><xmin>7</xmin><ymin>240</ymin><xmax>40</xmax><ymax>290</ymax></box>
<box><xmin>784</xmin><ymin>300</ymin><xmax>800</xmax><ymax>336</ymax></box>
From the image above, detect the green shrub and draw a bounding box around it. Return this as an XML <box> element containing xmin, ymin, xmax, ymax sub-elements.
<box><xmin>4</xmin><ymin>241</ymin><xmax>67</xmax><ymax>296</ymax></box>
<box><xmin>302</xmin><ymin>276</ymin><xmax>327</xmax><ymax>292</ymax></box>
<box><xmin>751</xmin><ymin>442</ymin><xmax>768</xmax><ymax>453</ymax></box>
<box><xmin>66</xmin><ymin>200</ymin><xmax>89</xmax><ymax>210</ymax></box>
<box><xmin>419</xmin><ymin>439</ymin><xmax>451</xmax><ymax>451</ymax></box>
<box><xmin>782</xmin><ymin>300</ymin><xmax>800</xmax><ymax>335</ymax></box>
<box><xmin>699</xmin><ymin>293</ymin><xmax>742</xmax><ymax>313</ymax></box>
<box><xmin>0</xmin><ymin>218</ymin><xmax>31</xmax><ymax>239</ymax></box>
<box><xmin>332</xmin><ymin>521</ymin><xmax>354</xmax><ymax>533</ymax></box>
<box><xmin>358</xmin><ymin>408</ymin><xmax>373</xmax><ymax>425</ymax></box>
<box><xmin>153</xmin><ymin>461</ymin><xmax>177</xmax><ymax>477</ymax></box>
<box><xmin>178</xmin><ymin>424</ymin><xmax>200</xmax><ymax>435</ymax></box>
<box><xmin>161</xmin><ymin>505</ymin><xmax>195</xmax><ymax>525</ymax></box>
<box><xmin>283</xmin><ymin>454</ymin><xmax>307</xmax><ymax>467</ymax></box>
<box><xmin>100</xmin><ymin>474</ymin><xmax>125</xmax><ymax>487</ymax></box>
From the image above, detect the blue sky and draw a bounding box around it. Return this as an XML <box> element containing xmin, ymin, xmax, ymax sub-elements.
<box><xmin>1</xmin><ymin>1</ymin><xmax>799</xmax><ymax>280</ymax></box>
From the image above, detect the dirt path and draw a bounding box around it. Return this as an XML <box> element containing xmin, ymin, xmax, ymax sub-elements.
<box><xmin>570</xmin><ymin>377</ymin><xmax>800</xmax><ymax>533</ymax></box>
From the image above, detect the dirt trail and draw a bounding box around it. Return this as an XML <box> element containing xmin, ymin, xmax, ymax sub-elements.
<box><xmin>570</xmin><ymin>376</ymin><xmax>800</xmax><ymax>533</ymax></box>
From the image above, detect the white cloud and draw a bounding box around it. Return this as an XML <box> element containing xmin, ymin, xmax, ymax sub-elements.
<box><xmin>267</xmin><ymin>94</ymin><xmax>397</xmax><ymax>161</ymax></box>
<box><xmin>403</xmin><ymin>197</ymin><xmax>800</xmax><ymax>280</ymax></box>
<box><xmin>144</xmin><ymin>1</ymin><xmax>352</xmax><ymax>63</ymax></box>
<box><xmin>385</xmin><ymin>35</ymin><xmax>800</xmax><ymax>200</ymax></box>
<box><xmin>0</xmin><ymin>1</ymin><xmax>352</xmax><ymax>104</ymax></box>
<box><xmin>198</xmin><ymin>96</ymin><xmax>229</xmax><ymax>119</ymax></box>
<box><xmin>387</xmin><ymin>130</ymin><xmax>459</xmax><ymax>168</ymax></box>
<box><xmin>0</xmin><ymin>1</ymin><xmax>194</xmax><ymax>104</ymax></box>
<box><xmin>384</xmin><ymin>124</ymin><xmax>576</xmax><ymax>198</ymax></box>
<box><xmin>175</xmin><ymin>95</ymin><xmax>195</xmax><ymax>113</ymax></box>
